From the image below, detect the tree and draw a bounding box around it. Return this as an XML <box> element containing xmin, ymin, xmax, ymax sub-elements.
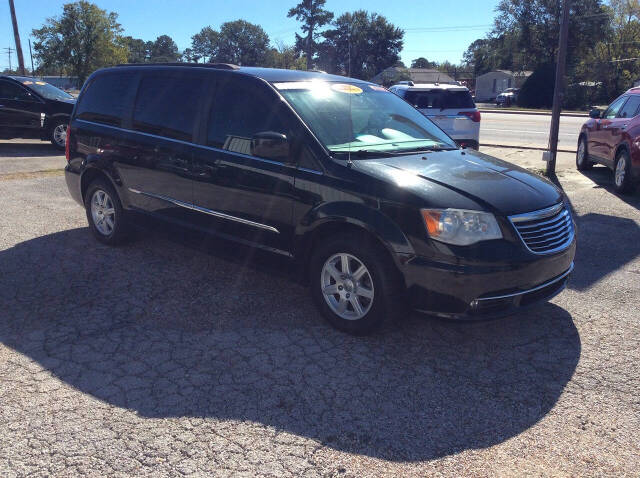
<box><xmin>215</xmin><ymin>20</ymin><xmax>270</xmax><ymax>66</ymax></box>
<box><xmin>122</xmin><ymin>36</ymin><xmax>149</xmax><ymax>63</ymax></box>
<box><xmin>181</xmin><ymin>48</ymin><xmax>201</xmax><ymax>63</ymax></box>
<box><xmin>32</xmin><ymin>1</ymin><xmax>127</xmax><ymax>83</ymax></box>
<box><xmin>318</xmin><ymin>10</ymin><xmax>404</xmax><ymax>80</ymax></box>
<box><xmin>287</xmin><ymin>0</ymin><xmax>334</xmax><ymax>69</ymax></box>
<box><xmin>191</xmin><ymin>26</ymin><xmax>219</xmax><ymax>63</ymax></box>
<box><xmin>148</xmin><ymin>35</ymin><xmax>180</xmax><ymax>63</ymax></box>
<box><xmin>265</xmin><ymin>41</ymin><xmax>307</xmax><ymax>70</ymax></box>
<box><xmin>411</xmin><ymin>57</ymin><xmax>437</xmax><ymax>69</ymax></box>
<box><xmin>462</xmin><ymin>38</ymin><xmax>496</xmax><ymax>76</ymax></box>
<box><xmin>491</xmin><ymin>0</ymin><xmax>608</xmax><ymax>72</ymax></box>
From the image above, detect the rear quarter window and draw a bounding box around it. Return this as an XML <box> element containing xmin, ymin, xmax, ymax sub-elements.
<box><xmin>405</xmin><ymin>89</ymin><xmax>475</xmax><ymax>109</ymax></box>
<box><xmin>75</xmin><ymin>72</ymin><xmax>137</xmax><ymax>127</ymax></box>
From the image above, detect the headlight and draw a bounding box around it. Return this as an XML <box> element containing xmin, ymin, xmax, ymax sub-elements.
<box><xmin>421</xmin><ymin>208</ymin><xmax>503</xmax><ymax>246</ymax></box>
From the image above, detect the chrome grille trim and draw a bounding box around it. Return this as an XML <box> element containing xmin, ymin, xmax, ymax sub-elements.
<box><xmin>509</xmin><ymin>204</ymin><xmax>574</xmax><ymax>254</ymax></box>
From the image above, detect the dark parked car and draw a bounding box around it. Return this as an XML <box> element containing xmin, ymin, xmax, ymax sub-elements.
<box><xmin>0</xmin><ymin>76</ymin><xmax>75</xmax><ymax>149</ymax></box>
<box><xmin>577</xmin><ymin>89</ymin><xmax>640</xmax><ymax>193</ymax></box>
<box><xmin>65</xmin><ymin>64</ymin><xmax>576</xmax><ymax>334</ymax></box>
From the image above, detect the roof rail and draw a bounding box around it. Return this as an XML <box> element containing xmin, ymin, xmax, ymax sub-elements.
<box><xmin>115</xmin><ymin>62</ymin><xmax>240</xmax><ymax>70</ymax></box>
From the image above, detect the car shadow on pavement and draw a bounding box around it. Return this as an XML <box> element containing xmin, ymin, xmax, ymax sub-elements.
<box><xmin>569</xmin><ymin>210</ymin><xmax>640</xmax><ymax>291</ymax></box>
<box><xmin>0</xmin><ymin>140</ymin><xmax>62</xmax><ymax>158</ymax></box>
<box><xmin>0</xmin><ymin>227</ymin><xmax>581</xmax><ymax>462</ymax></box>
<box><xmin>579</xmin><ymin>166</ymin><xmax>640</xmax><ymax>210</ymax></box>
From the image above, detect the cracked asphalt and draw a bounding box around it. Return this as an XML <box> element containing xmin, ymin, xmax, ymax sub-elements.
<box><xmin>0</xmin><ymin>140</ymin><xmax>639</xmax><ymax>476</ymax></box>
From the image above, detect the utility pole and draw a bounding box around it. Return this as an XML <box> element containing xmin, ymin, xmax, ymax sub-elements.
<box><xmin>546</xmin><ymin>0</ymin><xmax>571</xmax><ymax>175</ymax></box>
<box><xmin>28</xmin><ymin>39</ymin><xmax>34</xmax><ymax>75</ymax></box>
<box><xmin>8</xmin><ymin>0</ymin><xmax>26</xmax><ymax>75</ymax></box>
<box><xmin>4</xmin><ymin>46</ymin><xmax>13</xmax><ymax>71</ymax></box>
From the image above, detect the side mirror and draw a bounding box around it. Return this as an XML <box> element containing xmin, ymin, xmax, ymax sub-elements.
<box><xmin>589</xmin><ymin>108</ymin><xmax>602</xmax><ymax>119</ymax></box>
<box><xmin>252</xmin><ymin>131</ymin><xmax>289</xmax><ymax>162</ymax></box>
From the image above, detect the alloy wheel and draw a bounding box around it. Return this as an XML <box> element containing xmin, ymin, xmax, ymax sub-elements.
<box><xmin>615</xmin><ymin>156</ymin><xmax>627</xmax><ymax>187</ymax></box>
<box><xmin>321</xmin><ymin>253</ymin><xmax>374</xmax><ymax>321</ymax></box>
<box><xmin>90</xmin><ymin>189</ymin><xmax>115</xmax><ymax>236</ymax></box>
<box><xmin>53</xmin><ymin>123</ymin><xmax>67</xmax><ymax>147</ymax></box>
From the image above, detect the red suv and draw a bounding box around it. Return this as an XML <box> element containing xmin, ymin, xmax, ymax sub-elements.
<box><xmin>577</xmin><ymin>88</ymin><xmax>640</xmax><ymax>193</ymax></box>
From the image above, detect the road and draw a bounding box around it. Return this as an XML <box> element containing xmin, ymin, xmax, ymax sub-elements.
<box><xmin>480</xmin><ymin>112</ymin><xmax>585</xmax><ymax>151</ymax></box>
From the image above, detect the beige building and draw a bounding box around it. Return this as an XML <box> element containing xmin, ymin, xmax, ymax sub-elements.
<box><xmin>371</xmin><ymin>67</ymin><xmax>455</xmax><ymax>86</ymax></box>
<box><xmin>475</xmin><ymin>70</ymin><xmax>532</xmax><ymax>102</ymax></box>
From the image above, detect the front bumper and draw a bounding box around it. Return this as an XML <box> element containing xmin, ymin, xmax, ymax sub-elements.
<box><xmin>402</xmin><ymin>240</ymin><xmax>576</xmax><ymax>319</ymax></box>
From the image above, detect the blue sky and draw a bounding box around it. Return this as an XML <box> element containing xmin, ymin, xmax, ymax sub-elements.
<box><xmin>1</xmin><ymin>0</ymin><xmax>500</xmax><ymax>71</ymax></box>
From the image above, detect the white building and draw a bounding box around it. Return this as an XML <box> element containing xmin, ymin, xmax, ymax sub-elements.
<box><xmin>474</xmin><ymin>70</ymin><xmax>532</xmax><ymax>102</ymax></box>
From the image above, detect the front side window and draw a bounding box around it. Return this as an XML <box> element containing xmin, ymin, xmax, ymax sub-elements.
<box><xmin>618</xmin><ymin>95</ymin><xmax>640</xmax><ymax>118</ymax></box>
<box><xmin>207</xmin><ymin>77</ymin><xmax>292</xmax><ymax>162</ymax></box>
<box><xmin>133</xmin><ymin>74</ymin><xmax>205</xmax><ymax>142</ymax></box>
<box><xmin>276</xmin><ymin>81</ymin><xmax>457</xmax><ymax>156</ymax></box>
<box><xmin>76</xmin><ymin>72</ymin><xmax>137</xmax><ymax>127</ymax></box>
<box><xmin>604</xmin><ymin>96</ymin><xmax>627</xmax><ymax>119</ymax></box>
<box><xmin>0</xmin><ymin>81</ymin><xmax>33</xmax><ymax>101</ymax></box>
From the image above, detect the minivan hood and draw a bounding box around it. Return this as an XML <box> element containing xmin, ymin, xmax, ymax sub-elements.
<box><xmin>353</xmin><ymin>148</ymin><xmax>563</xmax><ymax>216</ymax></box>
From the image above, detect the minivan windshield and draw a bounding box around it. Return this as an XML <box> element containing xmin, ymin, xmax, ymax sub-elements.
<box><xmin>21</xmin><ymin>79</ymin><xmax>74</xmax><ymax>101</ymax></box>
<box><xmin>275</xmin><ymin>81</ymin><xmax>457</xmax><ymax>156</ymax></box>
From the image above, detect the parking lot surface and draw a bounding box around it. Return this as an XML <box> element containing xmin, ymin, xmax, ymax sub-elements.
<box><xmin>1</xmin><ymin>140</ymin><xmax>639</xmax><ymax>476</ymax></box>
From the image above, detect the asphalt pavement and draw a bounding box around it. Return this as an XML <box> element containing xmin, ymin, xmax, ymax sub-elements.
<box><xmin>0</xmin><ymin>139</ymin><xmax>638</xmax><ymax>476</ymax></box>
<box><xmin>480</xmin><ymin>112</ymin><xmax>584</xmax><ymax>151</ymax></box>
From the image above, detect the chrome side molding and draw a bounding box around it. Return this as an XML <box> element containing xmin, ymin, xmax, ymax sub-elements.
<box><xmin>128</xmin><ymin>188</ymin><xmax>279</xmax><ymax>234</ymax></box>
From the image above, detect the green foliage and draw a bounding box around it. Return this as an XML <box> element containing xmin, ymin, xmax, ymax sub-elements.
<box><xmin>287</xmin><ymin>0</ymin><xmax>333</xmax><ymax>68</ymax></box>
<box><xmin>190</xmin><ymin>21</ymin><xmax>269</xmax><ymax>66</ymax></box>
<box><xmin>122</xmin><ymin>36</ymin><xmax>148</xmax><ymax>63</ymax></box>
<box><xmin>148</xmin><ymin>35</ymin><xmax>180</xmax><ymax>63</ymax></box>
<box><xmin>411</xmin><ymin>57</ymin><xmax>437</xmax><ymax>69</ymax></box>
<box><xmin>265</xmin><ymin>42</ymin><xmax>307</xmax><ymax>70</ymax></box>
<box><xmin>32</xmin><ymin>1</ymin><xmax>127</xmax><ymax>83</ymax></box>
<box><xmin>191</xmin><ymin>26</ymin><xmax>219</xmax><ymax>63</ymax></box>
<box><xmin>318</xmin><ymin>10</ymin><xmax>404</xmax><ymax>80</ymax></box>
<box><xmin>517</xmin><ymin>63</ymin><xmax>556</xmax><ymax>108</ymax></box>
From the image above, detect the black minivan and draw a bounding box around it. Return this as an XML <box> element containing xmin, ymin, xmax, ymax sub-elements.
<box><xmin>65</xmin><ymin>64</ymin><xmax>575</xmax><ymax>334</ymax></box>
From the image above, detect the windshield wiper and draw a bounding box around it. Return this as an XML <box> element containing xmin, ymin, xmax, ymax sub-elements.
<box><xmin>332</xmin><ymin>149</ymin><xmax>398</xmax><ymax>159</ymax></box>
<box><xmin>394</xmin><ymin>145</ymin><xmax>457</xmax><ymax>153</ymax></box>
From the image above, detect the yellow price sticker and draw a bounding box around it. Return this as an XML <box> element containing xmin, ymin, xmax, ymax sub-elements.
<box><xmin>331</xmin><ymin>83</ymin><xmax>363</xmax><ymax>94</ymax></box>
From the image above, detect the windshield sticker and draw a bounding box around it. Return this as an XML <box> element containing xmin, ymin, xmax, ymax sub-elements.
<box><xmin>331</xmin><ymin>83</ymin><xmax>363</xmax><ymax>94</ymax></box>
<box><xmin>22</xmin><ymin>81</ymin><xmax>34</xmax><ymax>85</ymax></box>
<box><xmin>35</xmin><ymin>81</ymin><xmax>46</xmax><ymax>85</ymax></box>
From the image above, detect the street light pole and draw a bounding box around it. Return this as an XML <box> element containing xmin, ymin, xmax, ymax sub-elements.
<box><xmin>547</xmin><ymin>0</ymin><xmax>571</xmax><ymax>175</ymax></box>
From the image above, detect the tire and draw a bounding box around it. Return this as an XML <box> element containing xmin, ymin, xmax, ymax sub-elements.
<box><xmin>576</xmin><ymin>136</ymin><xmax>593</xmax><ymax>171</ymax></box>
<box><xmin>613</xmin><ymin>149</ymin><xmax>634</xmax><ymax>194</ymax></box>
<box><xmin>84</xmin><ymin>178</ymin><xmax>129</xmax><ymax>245</ymax></box>
<box><xmin>49</xmin><ymin>119</ymin><xmax>68</xmax><ymax>150</ymax></box>
<box><xmin>309</xmin><ymin>233</ymin><xmax>403</xmax><ymax>335</ymax></box>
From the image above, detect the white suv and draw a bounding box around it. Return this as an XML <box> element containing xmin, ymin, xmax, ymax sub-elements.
<box><xmin>389</xmin><ymin>82</ymin><xmax>480</xmax><ymax>149</ymax></box>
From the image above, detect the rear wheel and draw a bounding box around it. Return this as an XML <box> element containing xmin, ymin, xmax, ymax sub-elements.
<box><xmin>614</xmin><ymin>149</ymin><xmax>634</xmax><ymax>194</ymax></box>
<box><xmin>309</xmin><ymin>234</ymin><xmax>402</xmax><ymax>335</ymax></box>
<box><xmin>84</xmin><ymin>179</ymin><xmax>129</xmax><ymax>245</ymax></box>
<box><xmin>576</xmin><ymin>136</ymin><xmax>592</xmax><ymax>171</ymax></box>
<box><xmin>49</xmin><ymin>119</ymin><xmax>68</xmax><ymax>150</ymax></box>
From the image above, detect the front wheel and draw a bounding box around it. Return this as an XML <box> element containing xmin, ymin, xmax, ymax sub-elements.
<box><xmin>576</xmin><ymin>136</ymin><xmax>593</xmax><ymax>171</ymax></box>
<box><xmin>309</xmin><ymin>234</ymin><xmax>402</xmax><ymax>335</ymax></box>
<box><xmin>614</xmin><ymin>149</ymin><xmax>634</xmax><ymax>194</ymax></box>
<box><xmin>49</xmin><ymin>119</ymin><xmax>68</xmax><ymax>150</ymax></box>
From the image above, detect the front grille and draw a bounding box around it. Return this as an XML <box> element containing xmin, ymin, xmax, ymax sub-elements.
<box><xmin>509</xmin><ymin>203</ymin><xmax>574</xmax><ymax>254</ymax></box>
